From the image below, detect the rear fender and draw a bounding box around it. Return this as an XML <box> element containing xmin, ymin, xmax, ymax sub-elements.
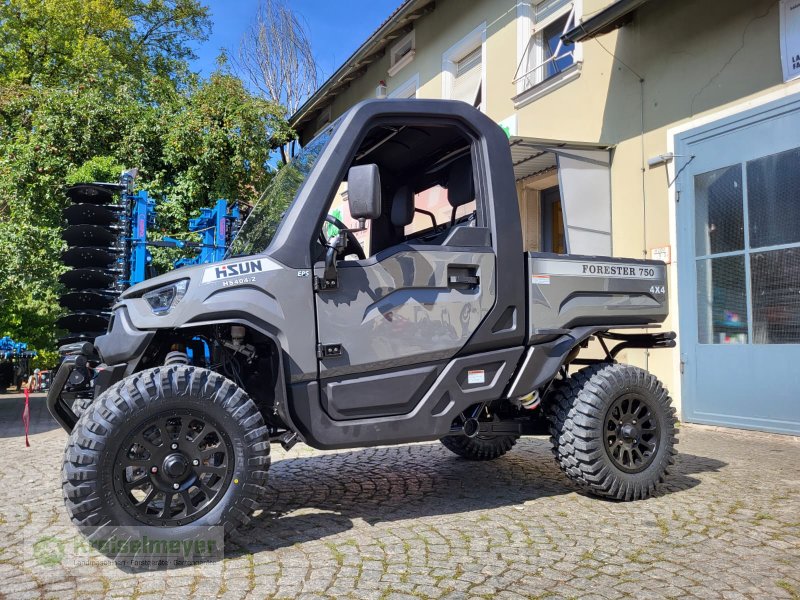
<box><xmin>506</xmin><ymin>325</ymin><xmax>675</xmax><ymax>399</ymax></box>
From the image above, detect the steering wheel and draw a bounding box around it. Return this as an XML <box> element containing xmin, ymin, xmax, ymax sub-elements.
<box><xmin>323</xmin><ymin>214</ymin><xmax>366</xmax><ymax>261</ymax></box>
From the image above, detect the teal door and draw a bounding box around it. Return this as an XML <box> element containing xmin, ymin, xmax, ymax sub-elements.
<box><xmin>676</xmin><ymin>94</ymin><xmax>800</xmax><ymax>435</ymax></box>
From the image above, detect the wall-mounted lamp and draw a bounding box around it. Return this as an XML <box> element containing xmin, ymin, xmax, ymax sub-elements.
<box><xmin>647</xmin><ymin>152</ymin><xmax>696</xmax><ymax>169</ymax></box>
<box><xmin>376</xmin><ymin>80</ymin><xmax>388</xmax><ymax>99</ymax></box>
<box><xmin>647</xmin><ymin>152</ymin><xmax>676</xmax><ymax>168</ymax></box>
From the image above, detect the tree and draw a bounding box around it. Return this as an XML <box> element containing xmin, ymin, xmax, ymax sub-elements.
<box><xmin>0</xmin><ymin>1</ymin><xmax>291</xmax><ymax>363</ymax></box>
<box><xmin>233</xmin><ymin>0</ymin><xmax>318</xmax><ymax>162</ymax></box>
<box><xmin>0</xmin><ymin>0</ymin><xmax>211</xmax><ymax>91</ymax></box>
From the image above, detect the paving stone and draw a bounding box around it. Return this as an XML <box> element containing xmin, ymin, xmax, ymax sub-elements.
<box><xmin>2</xmin><ymin>392</ymin><xmax>800</xmax><ymax>598</ymax></box>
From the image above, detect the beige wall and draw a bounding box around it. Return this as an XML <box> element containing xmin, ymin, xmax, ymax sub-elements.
<box><xmin>309</xmin><ymin>0</ymin><xmax>791</xmax><ymax>416</ymax></box>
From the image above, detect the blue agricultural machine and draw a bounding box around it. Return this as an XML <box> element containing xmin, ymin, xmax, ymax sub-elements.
<box><xmin>0</xmin><ymin>336</ymin><xmax>37</xmax><ymax>391</ymax></box>
<box><xmin>57</xmin><ymin>171</ymin><xmax>244</xmax><ymax>345</ymax></box>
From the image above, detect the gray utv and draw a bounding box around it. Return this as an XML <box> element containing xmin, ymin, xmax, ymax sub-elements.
<box><xmin>49</xmin><ymin>99</ymin><xmax>677</xmax><ymax>542</ymax></box>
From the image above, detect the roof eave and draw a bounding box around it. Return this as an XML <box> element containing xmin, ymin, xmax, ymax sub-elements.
<box><xmin>562</xmin><ymin>0</ymin><xmax>652</xmax><ymax>44</ymax></box>
<box><xmin>290</xmin><ymin>0</ymin><xmax>435</xmax><ymax>131</ymax></box>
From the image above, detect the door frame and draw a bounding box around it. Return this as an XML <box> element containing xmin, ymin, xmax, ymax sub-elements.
<box><xmin>669</xmin><ymin>86</ymin><xmax>800</xmax><ymax>430</ymax></box>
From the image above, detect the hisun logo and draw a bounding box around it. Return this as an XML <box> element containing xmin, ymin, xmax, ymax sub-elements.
<box><xmin>202</xmin><ymin>259</ymin><xmax>267</xmax><ymax>283</ymax></box>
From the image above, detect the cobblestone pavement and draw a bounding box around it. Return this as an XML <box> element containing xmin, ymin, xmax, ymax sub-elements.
<box><xmin>0</xmin><ymin>392</ymin><xmax>798</xmax><ymax>599</ymax></box>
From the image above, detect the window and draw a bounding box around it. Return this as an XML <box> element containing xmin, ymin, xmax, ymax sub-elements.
<box><xmin>388</xmin><ymin>30</ymin><xmax>415</xmax><ymax>77</ymax></box>
<box><xmin>694</xmin><ymin>146</ymin><xmax>800</xmax><ymax>345</ymax></box>
<box><xmin>453</xmin><ymin>48</ymin><xmax>482</xmax><ymax>108</ymax></box>
<box><xmin>406</xmin><ymin>183</ymin><xmax>476</xmax><ymax>239</ymax></box>
<box><xmin>321</xmin><ymin>122</ymin><xmax>479</xmax><ymax>259</ymax></box>
<box><xmin>315</xmin><ymin>106</ymin><xmax>332</xmax><ymax>135</ymax></box>
<box><xmin>389</xmin><ymin>74</ymin><xmax>419</xmax><ymax>99</ymax></box>
<box><xmin>442</xmin><ymin>23</ymin><xmax>485</xmax><ymax>111</ymax></box>
<box><xmin>515</xmin><ymin>0</ymin><xmax>581</xmax><ymax>100</ymax></box>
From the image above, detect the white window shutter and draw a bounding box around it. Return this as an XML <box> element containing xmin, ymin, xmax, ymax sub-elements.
<box><xmin>452</xmin><ymin>47</ymin><xmax>482</xmax><ymax>105</ymax></box>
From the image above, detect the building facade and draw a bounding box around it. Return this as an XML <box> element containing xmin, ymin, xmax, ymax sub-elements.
<box><xmin>291</xmin><ymin>0</ymin><xmax>800</xmax><ymax>434</ymax></box>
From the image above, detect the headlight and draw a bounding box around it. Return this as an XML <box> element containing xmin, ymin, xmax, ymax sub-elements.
<box><xmin>142</xmin><ymin>280</ymin><xmax>188</xmax><ymax>315</ymax></box>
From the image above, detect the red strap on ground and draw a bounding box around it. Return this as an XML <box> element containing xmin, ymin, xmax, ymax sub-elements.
<box><xmin>22</xmin><ymin>388</ymin><xmax>30</xmax><ymax>447</ymax></box>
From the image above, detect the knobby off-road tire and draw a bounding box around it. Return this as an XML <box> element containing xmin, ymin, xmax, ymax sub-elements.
<box><xmin>440</xmin><ymin>434</ymin><xmax>519</xmax><ymax>460</ymax></box>
<box><xmin>71</xmin><ymin>394</ymin><xmax>94</xmax><ymax>420</ymax></box>
<box><xmin>548</xmin><ymin>362</ymin><xmax>677</xmax><ymax>500</ymax></box>
<box><xmin>62</xmin><ymin>365</ymin><xmax>270</xmax><ymax>544</ymax></box>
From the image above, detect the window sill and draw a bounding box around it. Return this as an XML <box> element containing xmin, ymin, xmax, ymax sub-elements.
<box><xmin>512</xmin><ymin>62</ymin><xmax>582</xmax><ymax>109</ymax></box>
<box><xmin>388</xmin><ymin>51</ymin><xmax>415</xmax><ymax>77</ymax></box>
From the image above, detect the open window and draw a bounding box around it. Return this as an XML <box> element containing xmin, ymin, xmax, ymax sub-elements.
<box><xmin>388</xmin><ymin>29</ymin><xmax>416</xmax><ymax>77</ymax></box>
<box><xmin>320</xmin><ymin>120</ymin><xmax>483</xmax><ymax>262</ymax></box>
<box><xmin>514</xmin><ymin>0</ymin><xmax>582</xmax><ymax>105</ymax></box>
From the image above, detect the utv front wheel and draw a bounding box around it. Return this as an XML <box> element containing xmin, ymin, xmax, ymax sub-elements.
<box><xmin>440</xmin><ymin>434</ymin><xmax>518</xmax><ymax>460</ymax></box>
<box><xmin>62</xmin><ymin>366</ymin><xmax>270</xmax><ymax>540</ymax></box>
<box><xmin>548</xmin><ymin>362</ymin><xmax>677</xmax><ymax>500</ymax></box>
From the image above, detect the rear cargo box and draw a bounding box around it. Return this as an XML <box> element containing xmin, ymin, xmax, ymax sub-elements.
<box><xmin>527</xmin><ymin>253</ymin><xmax>668</xmax><ymax>341</ymax></box>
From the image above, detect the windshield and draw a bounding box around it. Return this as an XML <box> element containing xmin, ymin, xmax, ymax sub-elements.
<box><xmin>227</xmin><ymin>121</ymin><xmax>338</xmax><ymax>257</ymax></box>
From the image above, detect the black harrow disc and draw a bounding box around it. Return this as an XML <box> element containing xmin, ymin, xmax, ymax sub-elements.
<box><xmin>59</xmin><ymin>290</ymin><xmax>118</xmax><ymax>311</ymax></box>
<box><xmin>62</xmin><ymin>224</ymin><xmax>122</xmax><ymax>247</ymax></box>
<box><xmin>65</xmin><ymin>183</ymin><xmax>125</xmax><ymax>205</ymax></box>
<box><xmin>57</xmin><ymin>332</ymin><xmax>106</xmax><ymax>346</ymax></box>
<box><xmin>59</xmin><ymin>268</ymin><xmax>117</xmax><ymax>290</ymax></box>
<box><xmin>56</xmin><ymin>311</ymin><xmax>111</xmax><ymax>333</ymax></box>
<box><xmin>61</xmin><ymin>246</ymin><xmax>122</xmax><ymax>269</ymax></box>
<box><xmin>63</xmin><ymin>203</ymin><xmax>124</xmax><ymax>226</ymax></box>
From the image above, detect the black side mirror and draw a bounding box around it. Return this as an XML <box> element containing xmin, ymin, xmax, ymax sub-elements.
<box><xmin>347</xmin><ymin>164</ymin><xmax>382</xmax><ymax>227</ymax></box>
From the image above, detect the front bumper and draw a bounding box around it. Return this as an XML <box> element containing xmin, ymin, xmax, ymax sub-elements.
<box><xmin>47</xmin><ymin>343</ymin><xmax>126</xmax><ymax>433</ymax></box>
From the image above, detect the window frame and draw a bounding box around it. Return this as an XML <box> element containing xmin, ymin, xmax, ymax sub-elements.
<box><xmin>442</xmin><ymin>22</ymin><xmax>487</xmax><ymax>112</ymax></box>
<box><xmin>514</xmin><ymin>0</ymin><xmax>583</xmax><ymax>107</ymax></box>
<box><xmin>314</xmin><ymin>106</ymin><xmax>333</xmax><ymax>135</ymax></box>
<box><xmin>388</xmin><ymin>29</ymin><xmax>416</xmax><ymax>77</ymax></box>
<box><xmin>389</xmin><ymin>73</ymin><xmax>419</xmax><ymax>99</ymax></box>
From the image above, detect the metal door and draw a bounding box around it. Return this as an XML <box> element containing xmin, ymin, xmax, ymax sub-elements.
<box><xmin>313</xmin><ymin>244</ymin><xmax>495</xmax><ymax>420</ymax></box>
<box><xmin>676</xmin><ymin>93</ymin><xmax>800</xmax><ymax>434</ymax></box>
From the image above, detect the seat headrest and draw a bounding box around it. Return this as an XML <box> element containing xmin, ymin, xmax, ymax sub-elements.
<box><xmin>391</xmin><ymin>185</ymin><xmax>415</xmax><ymax>227</ymax></box>
<box><xmin>447</xmin><ymin>156</ymin><xmax>474</xmax><ymax>208</ymax></box>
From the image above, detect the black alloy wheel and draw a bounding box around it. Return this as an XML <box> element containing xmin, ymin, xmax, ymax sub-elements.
<box><xmin>548</xmin><ymin>362</ymin><xmax>677</xmax><ymax>501</ymax></box>
<box><xmin>62</xmin><ymin>365</ymin><xmax>270</xmax><ymax>543</ymax></box>
<box><xmin>114</xmin><ymin>410</ymin><xmax>235</xmax><ymax>526</ymax></box>
<box><xmin>602</xmin><ymin>394</ymin><xmax>660</xmax><ymax>474</ymax></box>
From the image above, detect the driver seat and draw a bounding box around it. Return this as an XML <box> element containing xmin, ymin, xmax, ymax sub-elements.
<box><xmin>391</xmin><ymin>185</ymin><xmax>415</xmax><ymax>229</ymax></box>
<box><xmin>446</xmin><ymin>156</ymin><xmax>475</xmax><ymax>225</ymax></box>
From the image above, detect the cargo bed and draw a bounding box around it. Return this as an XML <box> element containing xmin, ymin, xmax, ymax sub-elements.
<box><xmin>526</xmin><ymin>253</ymin><xmax>668</xmax><ymax>342</ymax></box>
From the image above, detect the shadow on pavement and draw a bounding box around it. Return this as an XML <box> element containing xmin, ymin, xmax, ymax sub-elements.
<box><xmin>227</xmin><ymin>440</ymin><xmax>727</xmax><ymax>555</ymax></box>
<box><xmin>0</xmin><ymin>392</ymin><xmax>61</xmax><ymax>438</ymax></box>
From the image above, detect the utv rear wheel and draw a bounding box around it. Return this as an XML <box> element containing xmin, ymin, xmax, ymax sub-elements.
<box><xmin>547</xmin><ymin>362</ymin><xmax>677</xmax><ymax>500</ymax></box>
<box><xmin>440</xmin><ymin>434</ymin><xmax>518</xmax><ymax>460</ymax></box>
<box><xmin>62</xmin><ymin>366</ymin><xmax>270</xmax><ymax>541</ymax></box>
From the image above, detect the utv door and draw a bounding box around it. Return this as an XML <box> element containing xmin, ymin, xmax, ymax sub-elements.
<box><xmin>314</xmin><ymin>239</ymin><xmax>495</xmax><ymax>421</ymax></box>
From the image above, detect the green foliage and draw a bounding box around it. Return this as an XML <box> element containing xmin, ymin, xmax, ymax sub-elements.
<box><xmin>32</xmin><ymin>349</ymin><xmax>61</xmax><ymax>371</ymax></box>
<box><xmin>0</xmin><ymin>0</ymin><xmax>210</xmax><ymax>91</ymax></box>
<box><xmin>66</xmin><ymin>157</ymin><xmax>126</xmax><ymax>186</ymax></box>
<box><xmin>0</xmin><ymin>0</ymin><xmax>292</xmax><ymax>356</ymax></box>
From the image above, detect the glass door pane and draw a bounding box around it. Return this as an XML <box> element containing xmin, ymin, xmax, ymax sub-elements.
<box><xmin>694</xmin><ymin>165</ymin><xmax>744</xmax><ymax>256</ymax></box>
<box><xmin>696</xmin><ymin>255</ymin><xmax>748</xmax><ymax>344</ymax></box>
<box><xmin>747</xmin><ymin>147</ymin><xmax>800</xmax><ymax>248</ymax></box>
<box><xmin>750</xmin><ymin>247</ymin><xmax>800</xmax><ymax>344</ymax></box>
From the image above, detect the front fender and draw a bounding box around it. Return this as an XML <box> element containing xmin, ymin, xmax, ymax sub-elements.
<box><xmin>94</xmin><ymin>306</ymin><xmax>154</xmax><ymax>371</ymax></box>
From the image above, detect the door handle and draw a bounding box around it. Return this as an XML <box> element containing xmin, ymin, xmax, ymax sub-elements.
<box><xmin>448</xmin><ymin>275</ymin><xmax>479</xmax><ymax>286</ymax></box>
<box><xmin>448</xmin><ymin>266</ymin><xmax>479</xmax><ymax>288</ymax></box>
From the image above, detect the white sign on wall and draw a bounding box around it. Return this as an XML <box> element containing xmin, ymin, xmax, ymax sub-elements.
<box><xmin>781</xmin><ymin>0</ymin><xmax>800</xmax><ymax>82</ymax></box>
<box><xmin>497</xmin><ymin>114</ymin><xmax>517</xmax><ymax>138</ymax></box>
